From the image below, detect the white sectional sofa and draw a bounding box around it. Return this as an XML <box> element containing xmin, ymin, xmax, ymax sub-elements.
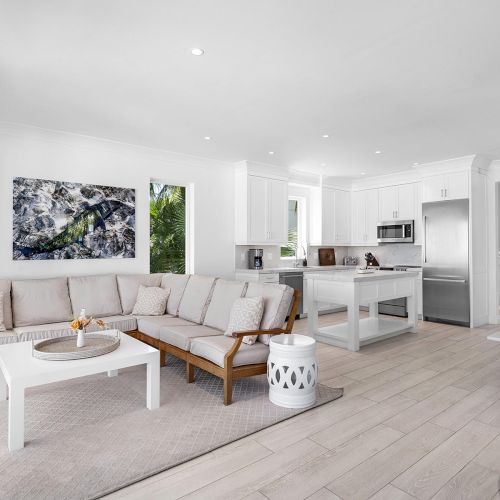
<box><xmin>0</xmin><ymin>273</ymin><xmax>300</xmax><ymax>405</ymax></box>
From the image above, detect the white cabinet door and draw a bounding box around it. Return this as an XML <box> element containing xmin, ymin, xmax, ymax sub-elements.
<box><xmin>267</xmin><ymin>178</ymin><xmax>288</xmax><ymax>244</ymax></box>
<box><xmin>334</xmin><ymin>189</ymin><xmax>351</xmax><ymax>244</ymax></box>
<box><xmin>379</xmin><ymin>186</ymin><xmax>397</xmax><ymax>221</ymax></box>
<box><xmin>321</xmin><ymin>188</ymin><xmax>336</xmax><ymax>244</ymax></box>
<box><xmin>351</xmin><ymin>191</ymin><xmax>365</xmax><ymax>244</ymax></box>
<box><xmin>422</xmin><ymin>175</ymin><xmax>445</xmax><ymax>202</ymax></box>
<box><xmin>365</xmin><ymin>189</ymin><xmax>379</xmax><ymax>245</ymax></box>
<box><xmin>248</xmin><ymin>175</ymin><xmax>268</xmax><ymax>243</ymax></box>
<box><xmin>397</xmin><ymin>183</ymin><xmax>415</xmax><ymax>220</ymax></box>
<box><xmin>445</xmin><ymin>171</ymin><xmax>469</xmax><ymax>200</ymax></box>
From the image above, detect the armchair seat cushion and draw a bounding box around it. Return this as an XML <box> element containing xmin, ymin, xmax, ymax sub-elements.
<box><xmin>136</xmin><ymin>315</ymin><xmax>195</xmax><ymax>340</ymax></box>
<box><xmin>160</xmin><ymin>324</ymin><xmax>222</xmax><ymax>352</ymax></box>
<box><xmin>190</xmin><ymin>336</ymin><xmax>269</xmax><ymax>368</ymax></box>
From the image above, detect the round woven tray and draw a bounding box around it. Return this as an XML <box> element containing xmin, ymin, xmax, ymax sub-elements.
<box><xmin>33</xmin><ymin>333</ymin><xmax>120</xmax><ymax>361</ymax></box>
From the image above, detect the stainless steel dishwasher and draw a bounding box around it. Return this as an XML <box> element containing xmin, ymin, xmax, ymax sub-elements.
<box><xmin>278</xmin><ymin>272</ymin><xmax>303</xmax><ymax>317</ymax></box>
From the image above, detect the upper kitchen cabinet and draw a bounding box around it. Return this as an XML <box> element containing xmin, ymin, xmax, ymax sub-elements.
<box><xmin>351</xmin><ymin>188</ymin><xmax>379</xmax><ymax>245</ymax></box>
<box><xmin>422</xmin><ymin>171</ymin><xmax>469</xmax><ymax>202</ymax></box>
<box><xmin>310</xmin><ymin>186</ymin><xmax>351</xmax><ymax>246</ymax></box>
<box><xmin>378</xmin><ymin>183</ymin><xmax>416</xmax><ymax>221</ymax></box>
<box><xmin>234</xmin><ymin>162</ymin><xmax>288</xmax><ymax>245</ymax></box>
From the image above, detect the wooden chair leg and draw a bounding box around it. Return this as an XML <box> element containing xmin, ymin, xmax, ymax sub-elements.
<box><xmin>223</xmin><ymin>373</ymin><xmax>233</xmax><ymax>405</ymax></box>
<box><xmin>160</xmin><ymin>350</ymin><xmax>166</xmax><ymax>367</ymax></box>
<box><xmin>187</xmin><ymin>362</ymin><xmax>195</xmax><ymax>383</ymax></box>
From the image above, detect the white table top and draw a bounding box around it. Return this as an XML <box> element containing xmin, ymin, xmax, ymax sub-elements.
<box><xmin>0</xmin><ymin>331</ymin><xmax>157</xmax><ymax>387</ymax></box>
<box><xmin>304</xmin><ymin>270</ymin><xmax>419</xmax><ymax>282</ymax></box>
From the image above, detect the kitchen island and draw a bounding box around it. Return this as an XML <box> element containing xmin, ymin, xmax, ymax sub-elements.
<box><xmin>305</xmin><ymin>270</ymin><xmax>418</xmax><ymax>351</ymax></box>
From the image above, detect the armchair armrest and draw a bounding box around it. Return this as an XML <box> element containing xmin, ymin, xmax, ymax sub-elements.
<box><xmin>231</xmin><ymin>328</ymin><xmax>286</xmax><ymax>339</ymax></box>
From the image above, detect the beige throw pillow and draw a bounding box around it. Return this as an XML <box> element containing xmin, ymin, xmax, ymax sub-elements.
<box><xmin>224</xmin><ymin>296</ymin><xmax>264</xmax><ymax>345</ymax></box>
<box><xmin>132</xmin><ymin>286</ymin><xmax>170</xmax><ymax>316</ymax></box>
<box><xmin>0</xmin><ymin>292</ymin><xmax>5</xmax><ymax>332</ymax></box>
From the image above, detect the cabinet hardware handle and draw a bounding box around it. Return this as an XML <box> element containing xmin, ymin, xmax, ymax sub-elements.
<box><xmin>440</xmin><ymin>188</ymin><xmax>443</xmax><ymax>198</ymax></box>
<box><xmin>444</xmin><ymin>188</ymin><xmax>447</xmax><ymax>198</ymax></box>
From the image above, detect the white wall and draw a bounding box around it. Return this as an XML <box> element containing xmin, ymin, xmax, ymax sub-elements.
<box><xmin>0</xmin><ymin>124</ymin><xmax>235</xmax><ymax>280</ymax></box>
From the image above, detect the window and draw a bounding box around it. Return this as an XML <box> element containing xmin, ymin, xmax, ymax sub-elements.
<box><xmin>150</xmin><ymin>182</ymin><xmax>186</xmax><ymax>273</ymax></box>
<box><xmin>281</xmin><ymin>197</ymin><xmax>307</xmax><ymax>259</ymax></box>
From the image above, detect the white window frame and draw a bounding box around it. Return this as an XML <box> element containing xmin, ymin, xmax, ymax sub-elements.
<box><xmin>281</xmin><ymin>195</ymin><xmax>307</xmax><ymax>260</ymax></box>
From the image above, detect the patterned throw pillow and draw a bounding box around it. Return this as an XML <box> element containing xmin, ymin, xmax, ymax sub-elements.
<box><xmin>132</xmin><ymin>286</ymin><xmax>170</xmax><ymax>316</ymax></box>
<box><xmin>0</xmin><ymin>292</ymin><xmax>5</xmax><ymax>332</ymax></box>
<box><xmin>224</xmin><ymin>296</ymin><xmax>264</xmax><ymax>345</ymax></box>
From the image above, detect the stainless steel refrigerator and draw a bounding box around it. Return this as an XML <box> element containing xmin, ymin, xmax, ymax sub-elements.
<box><xmin>422</xmin><ymin>199</ymin><xmax>470</xmax><ymax>326</ymax></box>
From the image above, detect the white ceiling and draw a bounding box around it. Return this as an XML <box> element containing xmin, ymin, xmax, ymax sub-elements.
<box><xmin>1</xmin><ymin>0</ymin><xmax>500</xmax><ymax>177</ymax></box>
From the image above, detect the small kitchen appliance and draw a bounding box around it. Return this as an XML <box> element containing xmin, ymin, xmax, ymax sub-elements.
<box><xmin>343</xmin><ymin>256</ymin><xmax>359</xmax><ymax>266</ymax></box>
<box><xmin>248</xmin><ymin>249</ymin><xmax>264</xmax><ymax>270</ymax></box>
<box><xmin>364</xmin><ymin>252</ymin><xmax>380</xmax><ymax>267</ymax></box>
<box><xmin>377</xmin><ymin>220</ymin><xmax>414</xmax><ymax>243</ymax></box>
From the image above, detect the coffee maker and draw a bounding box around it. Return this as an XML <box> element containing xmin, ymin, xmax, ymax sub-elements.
<box><xmin>248</xmin><ymin>249</ymin><xmax>264</xmax><ymax>270</ymax></box>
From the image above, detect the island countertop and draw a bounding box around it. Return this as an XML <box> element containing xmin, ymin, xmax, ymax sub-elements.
<box><xmin>304</xmin><ymin>270</ymin><xmax>419</xmax><ymax>282</ymax></box>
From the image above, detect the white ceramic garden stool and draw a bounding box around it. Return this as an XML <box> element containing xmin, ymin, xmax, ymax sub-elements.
<box><xmin>267</xmin><ymin>334</ymin><xmax>318</xmax><ymax>408</ymax></box>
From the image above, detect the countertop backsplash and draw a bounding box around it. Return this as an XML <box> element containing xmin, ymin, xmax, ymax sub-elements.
<box><xmin>235</xmin><ymin>244</ymin><xmax>421</xmax><ymax>271</ymax></box>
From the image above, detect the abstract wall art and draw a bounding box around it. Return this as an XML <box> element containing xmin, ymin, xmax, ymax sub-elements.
<box><xmin>13</xmin><ymin>177</ymin><xmax>136</xmax><ymax>260</ymax></box>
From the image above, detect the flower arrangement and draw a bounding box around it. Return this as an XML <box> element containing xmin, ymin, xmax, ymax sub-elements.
<box><xmin>69</xmin><ymin>317</ymin><xmax>107</xmax><ymax>332</ymax></box>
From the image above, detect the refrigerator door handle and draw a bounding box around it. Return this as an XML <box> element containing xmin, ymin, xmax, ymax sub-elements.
<box><xmin>423</xmin><ymin>278</ymin><xmax>467</xmax><ymax>283</ymax></box>
<box><xmin>423</xmin><ymin>215</ymin><xmax>427</xmax><ymax>263</ymax></box>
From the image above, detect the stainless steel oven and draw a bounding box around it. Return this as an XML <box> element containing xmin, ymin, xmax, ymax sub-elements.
<box><xmin>377</xmin><ymin>220</ymin><xmax>414</xmax><ymax>243</ymax></box>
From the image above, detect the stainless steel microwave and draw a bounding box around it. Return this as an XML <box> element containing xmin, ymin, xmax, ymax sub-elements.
<box><xmin>377</xmin><ymin>220</ymin><xmax>414</xmax><ymax>243</ymax></box>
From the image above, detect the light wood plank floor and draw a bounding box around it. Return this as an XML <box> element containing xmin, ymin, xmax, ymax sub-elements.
<box><xmin>105</xmin><ymin>313</ymin><xmax>500</xmax><ymax>500</ymax></box>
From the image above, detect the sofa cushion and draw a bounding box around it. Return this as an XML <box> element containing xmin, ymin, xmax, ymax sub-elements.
<box><xmin>0</xmin><ymin>280</ymin><xmax>13</xmax><ymax>330</ymax></box>
<box><xmin>136</xmin><ymin>315</ymin><xmax>196</xmax><ymax>340</ymax></box>
<box><xmin>161</xmin><ymin>274</ymin><xmax>190</xmax><ymax>315</ymax></box>
<box><xmin>190</xmin><ymin>336</ymin><xmax>269</xmax><ymax>368</ymax></box>
<box><xmin>12</xmin><ymin>277</ymin><xmax>73</xmax><ymax>327</ymax></box>
<box><xmin>160</xmin><ymin>324</ymin><xmax>222</xmax><ymax>352</ymax></box>
<box><xmin>132</xmin><ymin>286</ymin><xmax>170</xmax><ymax>316</ymax></box>
<box><xmin>245</xmin><ymin>283</ymin><xmax>294</xmax><ymax>344</ymax></box>
<box><xmin>68</xmin><ymin>275</ymin><xmax>122</xmax><ymax>318</ymax></box>
<box><xmin>203</xmin><ymin>279</ymin><xmax>247</xmax><ymax>331</ymax></box>
<box><xmin>85</xmin><ymin>315</ymin><xmax>137</xmax><ymax>333</ymax></box>
<box><xmin>178</xmin><ymin>275</ymin><xmax>217</xmax><ymax>324</ymax></box>
<box><xmin>117</xmin><ymin>273</ymin><xmax>164</xmax><ymax>314</ymax></box>
<box><xmin>224</xmin><ymin>296</ymin><xmax>264</xmax><ymax>345</ymax></box>
<box><xmin>14</xmin><ymin>322</ymin><xmax>73</xmax><ymax>342</ymax></box>
<box><xmin>0</xmin><ymin>330</ymin><xmax>18</xmax><ymax>345</ymax></box>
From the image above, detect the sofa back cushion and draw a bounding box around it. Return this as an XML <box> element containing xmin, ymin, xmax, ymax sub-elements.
<box><xmin>203</xmin><ymin>279</ymin><xmax>247</xmax><ymax>331</ymax></box>
<box><xmin>244</xmin><ymin>282</ymin><xmax>294</xmax><ymax>344</ymax></box>
<box><xmin>161</xmin><ymin>274</ymin><xmax>190</xmax><ymax>315</ymax></box>
<box><xmin>178</xmin><ymin>275</ymin><xmax>217</xmax><ymax>324</ymax></box>
<box><xmin>12</xmin><ymin>277</ymin><xmax>73</xmax><ymax>327</ymax></box>
<box><xmin>0</xmin><ymin>279</ymin><xmax>13</xmax><ymax>330</ymax></box>
<box><xmin>117</xmin><ymin>273</ymin><xmax>164</xmax><ymax>315</ymax></box>
<box><xmin>68</xmin><ymin>275</ymin><xmax>122</xmax><ymax>318</ymax></box>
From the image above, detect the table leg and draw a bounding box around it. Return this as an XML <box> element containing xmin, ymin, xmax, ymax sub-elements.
<box><xmin>107</xmin><ymin>370</ymin><xmax>118</xmax><ymax>377</ymax></box>
<box><xmin>407</xmin><ymin>286</ymin><xmax>418</xmax><ymax>333</ymax></box>
<box><xmin>347</xmin><ymin>285</ymin><xmax>360</xmax><ymax>352</ymax></box>
<box><xmin>0</xmin><ymin>369</ymin><xmax>6</xmax><ymax>401</ymax></box>
<box><xmin>306</xmin><ymin>281</ymin><xmax>319</xmax><ymax>338</ymax></box>
<box><xmin>369</xmin><ymin>302</ymin><xmax>379</xmax><ymax>318</ymax></box>
<box><xmin>8</xmin><ymin>384</ymin><xmax>24</xmax><ymax>451</ymax></box>
<box><xmin>146</xmin><ymin>352</ymin><xmax>160</xmax><ymax>410</ymax></box>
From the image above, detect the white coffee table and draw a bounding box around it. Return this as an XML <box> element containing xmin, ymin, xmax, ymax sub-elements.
<box><xmin>0</xmin><ymin>330</ymin><xmax>160</xmax><ymax>451</ymax></box>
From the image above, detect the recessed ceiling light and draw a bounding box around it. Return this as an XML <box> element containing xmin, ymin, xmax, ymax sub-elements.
<box><xmin>268</xmin><ymin>151</ymin><xmax>275</xmax><ymax>155</ymax></box>
<box><xmin>322</xmin><ymin>134</ymin><xmax>329</xmax><ymax>138</ymax></box>
<box><xmin>412</xmin><ymin>162</ymin><xmax>419</xmax><ymax>167</ymax></box>
<box><xmin>320</xmin><ymin>163</ymin><xmax>326</xmax><ymax>167</ymax></box>
<box><xmin>374</xmin><ymin>150</ymin><xmax>382</xmax><ymax>154</ymax></box>
<box><xmin>361</xmin><ymin>172</ymin><xmax>366</xmax><ymax>175</ymax></box>
<box><xmin>204</xmin><ymin>136</ymin><xmax>211</xmax><ymax>141</ymax></box>
<box><xmin>191</xmin><ymin>48</ymin><xmax>205</xmax><ymax>56</ymax></box>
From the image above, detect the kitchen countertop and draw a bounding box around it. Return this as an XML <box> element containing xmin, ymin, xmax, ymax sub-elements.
<box><xmin>235</xmin><ymin>265</ymin><xmax>355</xmax><ymax>274</ymax></box>
<box><xmin>304</xmin><ymin>270</ymin><xmax>419</xmax><ymax>282</ymax></box>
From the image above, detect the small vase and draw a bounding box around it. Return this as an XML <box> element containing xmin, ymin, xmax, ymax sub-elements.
<box><xmin>76</xmin><ymin>329</ymin><xmax>86</xmax><ymax>348</ymax></box>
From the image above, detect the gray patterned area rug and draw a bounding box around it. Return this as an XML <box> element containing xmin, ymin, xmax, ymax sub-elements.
<box><xmin>0</xmin><ymin>356</ymin><xmax>342</xmax><ymax>500</ymax></box>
